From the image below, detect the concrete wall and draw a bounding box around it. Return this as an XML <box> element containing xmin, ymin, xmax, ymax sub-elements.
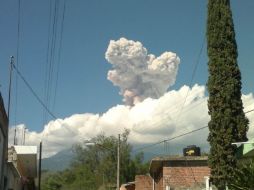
<box><xmin>6</xmin><ymin>163</ymin><xmax>22</xmax><ymax>190</ymax></box>
<box><xmin>0</xmin><ymin>130</ymin><xmax>4</xmax><ymax>179</ymax></box>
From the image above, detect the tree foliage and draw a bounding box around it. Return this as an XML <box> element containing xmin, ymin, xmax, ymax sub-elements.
<box><xmin>229</xmin><ymin>159</ymin><xmax>254</xmax><ymax>190</ymax></box>
<box><xmin>42</xmin><ymin>130</ymin><xmax>149</xmax><ymax>190</ymax></box>
<box><xmin>206</xmin><ymin>0</ymin><xmax>249</xmax><ymax>189</ymax></box>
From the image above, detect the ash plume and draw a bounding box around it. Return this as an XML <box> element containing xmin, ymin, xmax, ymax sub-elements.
<box><xmin>105</xmin><ymin>38</ymin><xmax>180</xmax><ymax>105</ymax></box>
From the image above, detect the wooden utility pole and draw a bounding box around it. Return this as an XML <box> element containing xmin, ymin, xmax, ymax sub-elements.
<box><xmin>23</xmin><ymin>127</ymin><xmax>27</xmax><ymax>145</ymax></box>
<box><xmin>38</xmin><ymin>141</ymin><xmax>42</xmax><ymax>190</ymax></box>
<box><xmin>7</xmin><ymin>56</ymin><xmax>14</xmax><ymax>121</ymax></box>
<box><xmin>14</xmin><ymin>128</ymin><xmax>17</xmax><ymax>145</ymax></box>
<box><xmin>117</xmin><ymin>134</ymin><xmax>120</xmax><ymax>190</ymax></box>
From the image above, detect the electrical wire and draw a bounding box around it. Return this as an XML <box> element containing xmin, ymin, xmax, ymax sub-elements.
<box><xmin>42</xmin><ymin>0</ymin><xmax>67</xmax><ymax>144</ymax></box>
<box><xmin>43</xmin><ymin>0</ymin><xmax>53</xmax><ymax>127</ymax></box>
<box><xmin>14</xmin><ymin>0</ymin><xmax>21</xmax><ymax>131</ymax></box>
<box><xmin>244</xmin><ymin>108</ymin><xmax>254</xmax><ymax>114</ymax></box>
<box><xmin>174</xmin><ymin>35</ymin><xmax>206</xmax><ymax>124</ymax></box>
<box><xmin>13</xmin><ymin>63</ymin><xmax>58</xmax><ymax>120</ymax></box>
<box><xmin>133</xmin><ymin>126</ymin><xmax>208</xmax><ymax>153</ymax></box>
<box><xmin>44</xmin><ymin>0</ymin><xmax>59</xmax><ymax>124</ymax></box>
<box><xmin>53</xmin><ymin>0</ymin><xmax>66</xmax><ymax>110</ymax></box>
<box><xmin>47</xmin><ymin>0</ymin><xmax>59</xmax><ymax>114</ymax></box>
<box><xmin>11</xmin><ymin>63</ymin><xmax>77</xmax><ymax>137</ymax></box>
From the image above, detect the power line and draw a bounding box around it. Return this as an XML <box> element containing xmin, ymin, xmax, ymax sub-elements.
<box><xmin>244</xmin><ymin>108</ymin><xmax>254</xmax><ymax>114</ymax></box>
<box><xmin>47</xmin><ymin>0</ymin><xmax>59</xmax><ymax>117</ymax></box>
<box><xmin>44</xmin><ymin>0</ymin><xmax>59</xmax><ymax>124</ymax></box>
<box><xmin>53</xmin><ymin>0</ymin><xmax>66</xmax><ymax>110</ymax></box>
<box><xmin>11</xmin><ymin>62</ymin><xmax>76</xmax><ymax>136</ymax></box>
<box><xmin>133</xmin><ymin>108</ymin><xmax>254</xmax><ymax>153</ymax></box>
<box><xmin>13</xmin><ymin>63</ymin><xmax>58</xmax><ymax>120</ymax></box>
<box><xmin>43</xmin><ymin>0</ymin><xmax>53</xmax><ymax>126</ymax></box>
<box><xmin>174</xmin><ymin>36</ymin><xmax>206</xmax><ymax>124</ymax></box>
<box><xmin>14</xmin><ymin>0</ymin><xmax>22</xmax><ymax>128</ymax></box>
<box><xmin>133</xmin><ymin>126</ymin><xmax>208</xmax><ymax>153</ymax></box>
<box><xmin>42</xmin><ymin>0</ymin><xmax>67</xmax><ymax>141</ymax></box>
<box><xmin>43</xmin><ymin>0</ymin><xmax>66</xmax><ymax>124</ymax></box>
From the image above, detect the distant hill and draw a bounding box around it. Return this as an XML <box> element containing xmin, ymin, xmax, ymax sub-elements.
<box><xmin>42</xmin><ymin>149</ymin><xmax>74</xmax><ymax>171</ymax></box>
<box><xmin>41</xmin><ymin>143</ymin><xmax>205</xmax><ymax>171</ymax></box>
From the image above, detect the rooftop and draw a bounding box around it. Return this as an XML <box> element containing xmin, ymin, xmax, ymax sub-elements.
<box><xmin>149</xmin><ymin>156</ymin><xmax>208</xmax><ymax>175</ymax></box>
<box><xmin>13</xmin><ymin>146</ymin><xmax>38</xmax><ymax>177</ymax></box>
<box><xmin>151</xmin><ymin>156</ymin><xmax>208</xmax><ymax>161</ymax></box>
<box><xmin>14</xmin><ymin>145</ymin><xmax>37</xmax><ymax>154</ymax></box>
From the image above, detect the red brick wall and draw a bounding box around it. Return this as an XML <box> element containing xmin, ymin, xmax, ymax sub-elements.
<box><xmin>163</xmin><ymin>166</ymin><xmax>210</xmax><ymax>189</ymax></box>
<box><xmin>135</xmin><ymin>175</ymin><xmax>153</xmax><ymax>190</ymax></box>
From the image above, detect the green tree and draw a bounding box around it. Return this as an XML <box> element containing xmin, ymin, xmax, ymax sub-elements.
<box><xmin>206</xmin><ymin>0</ymin><xmax>249</xmax><ymax>189</ymax></box>
<box><xmin>42</xmin><ymin>173</ymin><xmax>63</xmax><ymax>190</ymax></box>
<box><xmin>229</xmin><ymin>159</ymin><xmax>254</xmax><ymax>190</ymax></box>
<box><xmin>42</xmin><ymin>131</ymin><xmax>149</xmax><ymax>190</ymax></box>
<box><xmin>71</xmin><ymin>130</ymin><xmax>148</xmax><ymax>188</ymax></box>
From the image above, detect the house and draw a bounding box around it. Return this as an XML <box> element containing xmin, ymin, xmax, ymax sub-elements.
<box><xmin>134</xmin><ymin>146</ymin><xmax>211</xmax><ymax>190</ymax></box>
<box><xmin>0</xmin><ymin>92</ymin><xmax>8</xmax><ymax>189</ymax></box>
<box><xmin>6</xmin><ymin>146</ymin><xmax>21</xmax><ymax>190</ymax></box>
<box><xmin>236</xmin><ymin>139</ymin><xmax>254</xmax><ymax>159</ymax></box>
<box><xmin>149</xmin><ymin>156</ymin><xmax>210</xmax><ymax>190</ymax></box>
<box><xmin>6</xmin><ymin>146</ymin><xmax>38</xmax><ymax>190</ymax></box>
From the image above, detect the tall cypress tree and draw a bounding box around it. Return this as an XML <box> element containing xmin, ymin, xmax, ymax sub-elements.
<box><xmin>206</xmin><ymin>0</ymin><xmax>249</xmax><ymax>189</ymax></box>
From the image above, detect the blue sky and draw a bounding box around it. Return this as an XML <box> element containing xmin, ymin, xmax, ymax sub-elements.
<box><xmin>0</xmin><ymin>0</ymin><xmax>253</xmax><ymax>134</ymax></box>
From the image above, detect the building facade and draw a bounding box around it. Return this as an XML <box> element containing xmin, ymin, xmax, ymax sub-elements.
<box><xmin>7</xmin><ymin>146</ymin><xmax>38</xmax><ymax>190</ymax></box>
<box><xmin>135</xmin><ymin>156</ymin><xmax>210</xmax><ymax>190</ymax></box>
<box><xmin>0</xmin><ymin>93</ymin><xmax>8</xmax><ymax>189</ymax></box>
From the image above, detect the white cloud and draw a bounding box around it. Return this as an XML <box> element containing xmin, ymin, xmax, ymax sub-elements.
<box><xmin>106</xmin><ymin>38</ymin><xmax>180</xmax><ymax>106</ymax></box>
<box><xmin>9</xmin><ymin>85</ymin><xmax>254</xmax><ymax>158</ymax></box>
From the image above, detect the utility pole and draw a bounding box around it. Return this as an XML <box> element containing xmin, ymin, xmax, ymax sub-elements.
<box><xmin>7</xmin><ymin>56</ymin><xmax>14</xmax><ymax>121</ymax></box>
<box><xmin>14</xmin><ymin>128</ymin><xmax>17</xmax><ymax>145</ymax></box>
<box><xmin>117</xmin><ymin>134</ymin><xmax>120</xmax><ymax>190</ymax></box>
<box><xmin>38</xmin><ymin>141</ymin><xmax>42</xmax><ymax>190</ymax></box>
<box><xmin>23</xmin><ymin>127</ymin><xmax>27</xmax><ymax>145</ymax></box>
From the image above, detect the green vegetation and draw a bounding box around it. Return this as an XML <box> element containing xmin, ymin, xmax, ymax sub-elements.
<box><xmin>42</xmin><ymin>130</ymin><xmax>149</xmax><ymax>190</ymax></box>
<box><xmin>229</xmin><ymin>159</ymin><xmax>254</xmax><ymax>190</ymax></box>
<box><xmin>206</xmin><ymin>0</ymin><xmax>249</xmax><ymax>189</ymax></box>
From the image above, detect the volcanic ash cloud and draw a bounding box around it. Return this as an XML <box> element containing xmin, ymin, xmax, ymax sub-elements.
<box><xmin>105</xmin><ymin>38</ymin><xmax>180</xmax><ymax>106</ymax></box>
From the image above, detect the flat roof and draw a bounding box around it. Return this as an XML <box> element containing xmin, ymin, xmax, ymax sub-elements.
<box><xmin>14</xmin><ymin>146</ymin><xmax>37</xmax><ymax>178</ymax></box>
<box><xmin>151</xmin><ymin>155</ymin><xmax>208</xmax><ymax>161</ymax></box>
<box><xmin>149</xmin><ymin>156</ymin><xmax>208</xmax><ymax>176</ymax></box>
<box><xmin>14</xmin><ymin>145</ymin><xmax>37</xmax><ymax>155</ymax></box>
